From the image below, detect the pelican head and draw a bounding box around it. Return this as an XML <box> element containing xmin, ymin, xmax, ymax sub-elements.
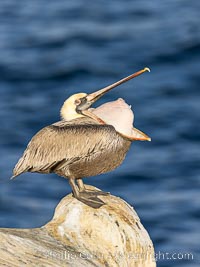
<box><xmin>60</xmin><ymin>93</ymin><xmax>87</xmax><ymax>120</ymax></box>
<box><xmin>60</xmin><ymin>67</ymin><xmax>150</xmax><ymax>121</ymax></box>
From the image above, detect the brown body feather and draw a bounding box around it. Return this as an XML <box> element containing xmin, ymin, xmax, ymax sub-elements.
<box><xmin>12</xmin><ymin>117</ymin><xmax>131</xmax><ymax>180</ymax></box>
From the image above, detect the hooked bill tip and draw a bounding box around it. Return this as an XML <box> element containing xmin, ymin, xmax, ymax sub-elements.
<box><xmin>144</xmin><ymin>67</ymin><xmax>151</xmax><ymax>73</ymax></box>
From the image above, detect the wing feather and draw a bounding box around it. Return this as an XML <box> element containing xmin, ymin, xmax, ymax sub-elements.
<box><xmin>12</xmin><ymin>118</ymin><xmax>115</xmax><ymax>178</ymax></box>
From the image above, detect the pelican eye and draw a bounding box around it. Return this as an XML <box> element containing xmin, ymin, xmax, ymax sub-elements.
<box><xmin>75</xmin><ymin>96</ymin><xmax>88</xmax><ymax>112</ymax></box>
<box><xmin>74</xmin><ymin>99</ymin><xmax>81</xmax><ymax>105</ymax></box>
<box><xmin>75</xmin><ymin>97</ymin><xmax>87</xmax><ymax>106</ymax></box>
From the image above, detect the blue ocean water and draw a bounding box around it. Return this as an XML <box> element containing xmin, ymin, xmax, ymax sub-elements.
<box><xmin>0</xmin><ymin>1</ymin><xmax>199</xmax><ymax>266</ymax></box>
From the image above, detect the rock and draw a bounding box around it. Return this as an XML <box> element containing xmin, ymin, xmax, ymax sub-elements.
<box><xmin>0</xmin><ymin>186</ymin><xmax>156</xmax><ymax>267</ymax></box>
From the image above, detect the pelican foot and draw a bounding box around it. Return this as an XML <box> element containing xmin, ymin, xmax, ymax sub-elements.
<box><xmin>69</xmin><ymin>178</ymin><xmax>106</xmax><ymax>208</ymax></box>
<box><xmin>81</xmin><ymin>189</ymin><xmax>110</xmax><ymax>196</ymax></box>
<box><xmin>75</xmin><ymin>192</ymin><xmax>105</xmax><ymax>209</ymax></box>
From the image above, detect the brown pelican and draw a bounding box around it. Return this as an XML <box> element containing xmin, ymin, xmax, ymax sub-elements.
<box><xmin>12</xmin><ymin>68</ymin><xmax>151</xmax><ymax>208</ymax></box>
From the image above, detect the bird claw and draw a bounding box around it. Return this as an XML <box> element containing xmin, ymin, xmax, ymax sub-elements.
<box><xmin>74</xmin><ymin>192</ymin><xmax>106</xmax><ymax>209</ymax></box>
<box><xmin>81</xmin><ymin>189</ymin><xmax>110</xmax><ymax>196</ymax></box>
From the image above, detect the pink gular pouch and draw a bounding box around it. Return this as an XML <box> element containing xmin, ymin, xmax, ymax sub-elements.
<box><xmin>91</xmin><ymin>98</ymin><xmax>151</xmax><ymax>141</ymax></box>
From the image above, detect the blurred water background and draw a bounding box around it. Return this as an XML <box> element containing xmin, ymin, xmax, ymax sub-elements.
<box><xmin>0</xmin><ymin>1</ymin><xmax>200</xmax><ymax>266</ymax></box>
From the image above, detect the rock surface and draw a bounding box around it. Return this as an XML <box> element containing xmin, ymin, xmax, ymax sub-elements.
<box><xmin>0</xmin><ymin>186</ymin><xmax>156</xmax><ymax>267</ymax></box>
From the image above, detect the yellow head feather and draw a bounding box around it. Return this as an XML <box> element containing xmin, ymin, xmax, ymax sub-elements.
<box><xmin>60</xmin><ymin>93</ymin><xmax>87</xmax><ymax>121</ymax></box>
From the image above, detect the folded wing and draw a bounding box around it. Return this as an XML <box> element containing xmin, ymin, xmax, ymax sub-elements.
<box><xmin>12</xmin><ymin>118</ymin><xmax>115</xmax><ymax>178</ymax></box>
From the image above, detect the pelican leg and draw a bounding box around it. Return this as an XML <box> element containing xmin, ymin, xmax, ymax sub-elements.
<box><xmin>76</xmin><ymin>178</ymin><xmax>85</xmax><ymax>191</ymax></box>
<box><xmin>69</xmin><ymin>178</ymin><xmax>105</xmax><ymax>209</ymax></box>
<box><xmin>69</xmin><ymin>178</ymin><xmax>80</xmax><ymax>198</ymax></box>
<box><xmin>77</xmin><ymin>178</ymin><xmax>110</xmax><ymax>196</ymax></box>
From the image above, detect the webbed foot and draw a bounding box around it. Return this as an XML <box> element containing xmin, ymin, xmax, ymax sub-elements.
<box><xmin>81</xmin><ymin>189</ymin><xmax>110</xmax><ymax>196</ymax></box>
<box><xmin>69</xmin><ymin>178</ymin><xmax>107</xmax><ymax>209</ymax></box>
<box><xmin>76</xmin><ymin>192</ymin><xmax>105</xmax><ymax>209</ymax></box>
